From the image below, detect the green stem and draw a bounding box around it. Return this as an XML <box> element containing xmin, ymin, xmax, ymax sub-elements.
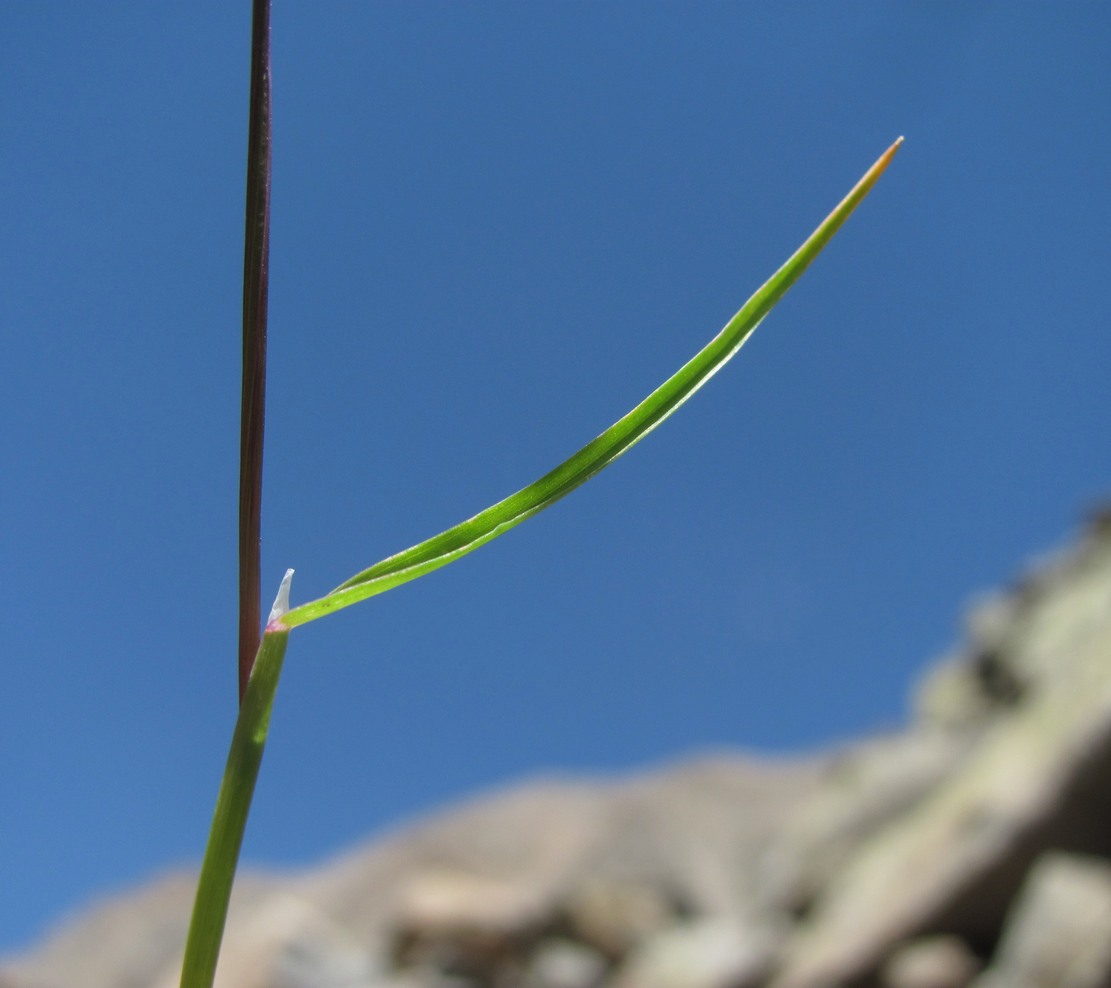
<box><xmin>179</xmin><ymin>599</ymin><xmax>291</xmax><ymax>988</ymax></box>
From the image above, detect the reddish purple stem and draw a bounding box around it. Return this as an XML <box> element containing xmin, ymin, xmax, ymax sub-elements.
<box><xmin>239</xmin><ymin>0</ymin><xmax>272</xmax><ymax>703</ymax></box>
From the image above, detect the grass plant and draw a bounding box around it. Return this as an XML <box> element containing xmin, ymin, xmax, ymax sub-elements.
<box><xmin>179</xmin><ymin>6</ymin><xmax>902</xmax><ymax>986</ymax></box>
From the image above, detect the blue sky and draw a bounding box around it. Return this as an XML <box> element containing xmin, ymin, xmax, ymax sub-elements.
<box><xmin>3</xmin><ymin>3</ymin><xmax>1110</xmax><ymax>956</ymax></box>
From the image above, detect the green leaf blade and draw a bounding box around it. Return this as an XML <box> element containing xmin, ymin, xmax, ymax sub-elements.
<box><xmin>282</xmin><ymin>138</ymin><xmax>903</xmax><ymax>629</ymax></box>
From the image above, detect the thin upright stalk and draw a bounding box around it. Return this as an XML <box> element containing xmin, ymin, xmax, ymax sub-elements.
<box><xmin>238</xmin><ymin>0</ymin><xmax>273</xmax><ymax>702</ymax></box>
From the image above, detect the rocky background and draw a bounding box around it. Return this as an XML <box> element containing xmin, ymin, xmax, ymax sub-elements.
<box><xmin>5</xmin><ymin>511</ymin><xmax>1111</xmax><ymax>988</ymax></box>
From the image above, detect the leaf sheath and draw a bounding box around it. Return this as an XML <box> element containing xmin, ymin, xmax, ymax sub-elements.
<box><xmin>179</xmin><ymin>625</ymin><xmax>290</xmax><ymax>988</ymax></box>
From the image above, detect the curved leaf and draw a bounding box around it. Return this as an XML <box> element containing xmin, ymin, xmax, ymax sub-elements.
<box><xmin>282</xmin><ymin>138</ymin><xmax>903</xmax><ymax>628</ymax></box>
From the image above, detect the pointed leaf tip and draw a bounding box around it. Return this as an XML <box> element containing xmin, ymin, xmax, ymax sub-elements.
<box><xmin>267</xmin><ymin>569</ymin><xmax>294</xmax><ymax>626</ymax></box>
<box><xmin>879</xmin><ymin>136</ymin><xmax>904</xmax><ymax>168</ymax></box>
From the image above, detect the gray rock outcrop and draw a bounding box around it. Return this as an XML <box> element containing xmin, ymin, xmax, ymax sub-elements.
<box><xmin>5</xmin><ymin>509</ymin><xmax>1111</xmax><ymax>988</ymax></box>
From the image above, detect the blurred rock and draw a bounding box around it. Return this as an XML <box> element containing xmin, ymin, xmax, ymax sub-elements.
<box><xmin>561</xmin><ymin>879</ymin><xmax>682</xmax><ymax>959</ymax></box>
<box><xmin>613</xmin><ymin>917</ymin><xmax>784</xmax><ymax>988</ymax></box>
<box><xmin>390</xmin><ymin>868</ymin><xmax>545</xmax><ymax>977</ymax></box>
<box><xmin>881</xmin><ymin>936</ymin><xmax>980</xmax><ymax>988</ymax></box>
<box><xmin>771</xmin><ymin>524</ymin><xmax>1111</xmax><ymax>988</ymax></box>
<box><xmin>971</xmin><ymin>853</ymin><xmax>1111</xmax><ymax>988</ymax></box>
<box><xmin>762</xmin><ymin>729</ymin><xmax>970</xmax><ymax>914</ymax></box>
<box><xmin>525</xmin><ymin>939</ymin><xmax>608</xmax><ymax>988</ymax></box>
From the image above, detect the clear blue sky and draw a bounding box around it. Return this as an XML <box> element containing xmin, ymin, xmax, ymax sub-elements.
<box><xmin>3</xmin><ymin>3</ymin><xmax>1109</xmax><ymax>956</ymax></box>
